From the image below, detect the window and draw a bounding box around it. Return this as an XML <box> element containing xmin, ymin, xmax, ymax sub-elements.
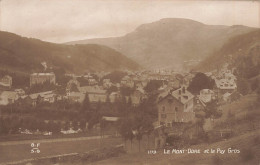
<box><xmin>167</xmin><ymin>123</ymin><xmax>171</xmax><ymax>127</ymax></box>
<box><xmin>161</xmin><ymin>114</ymin><xmax>167</xmax><ymax>118</ymax></box>
<box><xmin>160</xmin><ymin>122</ymin><xmax>165</xmax><ymax>125</ymax></box>
<box><xmin>168</xmin><ymin>98</ymin><xmax>173</xmax><ymax>104</ymax></box>
<box><xmin>162</xmin><ymin>106</ymin><xmax>165</xmax><ymax>112</ymax></box>
<box><xmin>175</xmin><ymin>107</ymin><xmax>178</xmax><ymax>112</ymax></box>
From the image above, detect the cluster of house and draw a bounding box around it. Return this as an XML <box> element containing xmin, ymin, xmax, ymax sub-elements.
<box><xmin>0</xmin><ymin>66</ymin><xmax>239</xmax><ymax>120</ymax></box>
<box><xmin>66</xmin><ymin>75</ymin><xmax>149</xmax><ymax>106</ymax></box>
<box><xmin>153</xmin><ymin>66</ymin><xmax>240</xmax><ymax>148</ymax></box>
<box><xmin>0</xmin><ymin>75</ymin><xmax>15</xmax><ymax>105</ymax></box>
<box><xmin>0</xmin><ymin>71</ymin><xmax>151</xmax><ymax>107</ymax></box>
<box><xmin>0</xmin><ymin>73</ymin><xmax>56</xmax><ymax>106</ymax></box>
<box><xmin>155</xmin><ymin>66</ymin><xmax>239</xmax><ymax>129</ymax></box>
<box><xmin>208</xmin><ymin>66</ymin><xmax>239</xmax><ymax>102</ymax></box>
<box><xmin>0</xmin><ymin>69</ymin><xmax>191</xmax><ymax>107</ymax></box>
<box><xmin>0</xmin><ymin>67</ymin><xmax>242</xmax><ymax>148</ymax></box>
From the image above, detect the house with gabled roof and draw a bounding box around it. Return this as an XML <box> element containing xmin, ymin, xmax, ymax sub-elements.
<box><xmin>120</xmin><ymin>76</ymin><xmax>134</xmax><ymax>88</ymax></box>
<box><xmin>66</xmin><ymin>77</ymin><xmax>80</xmax><ymax>93</ymax></box>
<box><xmin>215</xmin><ymin>78</ymin><xmax>237</xmax><ymax>98</ymax></box>
<box><xmin>67</xmin><ymin>92</ymin><xmax>85</xmax><ymax>103</ymax></box>
<box><xmin>0</xmin><ymin>91</ymin><xmax>18</xmax><ymax>105</ymax></box>
<box><xmin>130</xmin><ymin>87</ymin><xmax>147</xmax><ymax>106</ymax></box>
<box><xmin>157</xmin><ymin>86</ymin><xmax>195</xmax><ymax>127</ymax></box>
<box><xmin>30</xmin><ymin>73</ymin><xmax>56</xmax><ymax>86</ymax></box>
<box><xmin>0</xmin><ymin>75</ymin><xmax>12</xmax><ymax>89</ymax></box>
<box><xmin>78</xmin><ymin>85</ymin><xmax>106</xmax><ymax>94</ymax></box>
<box><xmin>199</xmin><ymin>89</ymin><xmax>215</xmax><ymax>104</ymax></box>
<box><xmin>15</xmin><ymin>90</ymin><xmax>56</xmax><ymax>107</ymax></box>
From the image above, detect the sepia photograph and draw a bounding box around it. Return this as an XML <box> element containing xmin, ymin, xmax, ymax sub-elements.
<box><xmin>0</xmin><ymin>0</ymin><xmax>260</xmax><ymax>164</ymax></box>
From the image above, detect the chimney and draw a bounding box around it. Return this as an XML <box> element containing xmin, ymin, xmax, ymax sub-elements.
<box><xmin>178</xmin><ymin>96</ymin><xmax>181</xmax><ymax>101</ymax></box>
<box><xmin>179</xmin><ymin>90</ymin><xmax>181</xmax><ymax>95</ymax></box>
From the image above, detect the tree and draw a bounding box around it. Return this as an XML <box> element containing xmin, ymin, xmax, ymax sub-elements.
<box><xmin>72</xmin><ymin>120</ymin><xmax>78</xmax><ymax>130</ymax></box>
<box><xmin>127</xmin><ymin>97</ymin><xmax>132</xmax><ymax>107</ymax></box>
<box><xmin>107</xmin><ymin>86</ymin><xmax>118</xmax><ymax>94</ymax></box>
<box><xmin>1</xmin><ymin>118</ymin><xmax>8</xmax><ymax>134</ymax></box>
<box><xmin>136</xmin><ymin>129</ymin><xmax>143</xmax><ymax>152</ymax></box>
<box><xmin>144</xmin><ymin>80</ymin><xmax>163</xmax><ymax>93</ymax></box>
<box><xmin>53</xmin><ymin>67</ymin><xmax>67</xmax><ymax>85</ymax></box>
<box><xmin>134</xmin><ymin>114</ymin><xmax>154</xmax><ymax>152</ymax></box>
<box><xmin>106</xmin><ymin>95</ymin><xmax>111</xmax><ymax>105</ymax></box>
<box><xmin>102</xmin><ymin>71</ymin><xmax>126</xmax><ymax>83</ymax></box>
<box><xmin>118</xmin><ymin>96</ymin><xmax>128</xmax><ymax>115</ymax></box>
<box><xmin>70</xmin><ymin>83</ymin><xmax>79</xmax><ymax>92</ymax></box>
<box><xmin>118</xmin><ymin>118</ymin><xmax>134</xmax><ymax>150</ymax></box>
<box><xmin>64</xmin><ymin>121</ymin><xmax>70</xmax><ymax>130</ymax></box>
<box><xmin>79</xmin><ymin>119</ymin><xmax>86</xmax><ymax>130</ymax></box>
<box><xmin>81</xmin><ymin>93</ymin><xmax>90</xmax><ymax>112</ymax></box>
<box><xmin>88</xmin><ymin>112</ymin><xmax>100</xmax><ymax>130</ymax></box>
<box><xmin>56</xmin><ymin>86</ymin><xmax>66</xmax><ymax>96</ymax></box>
<box><xmin>48</xmin><ymin>120</ymin><xmax>60</xmax><ymax>133</ymax></box>
<box><xmin>237</xmin><ymin>78</ymin><xmax>250</xmax><ymax>95</ymax></box>
<box><xmin>120</xmin><ymin>87</ymin><xmax>133</xmax><ymax>96</ymax></box>
<box><xmin>188</xmin><ymin>72</ymin><xmax>215</xmax><ymax>94</ymax></box>
<box><xmin>205</xmin><ymin>100</ymin><xmax>222</xmax><ymax>120</ymax></box>
<box><xmin>118</xmin><ymin>119</ymin><xmax>129</xmax><ymax>147</ymax></box>
<box><xmin>142</xmin><ymin>116</ymin><xmax>154</xmax><ymax>148</ymax></box>
<box><xmin>196</xmin><ymin>118</ymin><xmax>205</xmax><ymax>137</ymax></box>
<box><xmin>77</xmin><ymin>76</ymin><xmax>89</xmax><ymax>86</ymax></box>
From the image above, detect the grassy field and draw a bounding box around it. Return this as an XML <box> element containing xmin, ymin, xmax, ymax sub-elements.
<box><xmin>0</xmin><ymin>137</ymin><xmax>122</xmax><ymax>164</ymax></box>
<box><xmin>84</xmin><ymin>94</ymin><xmax>260</xmax><ymax>165</ymax></box>
<box><xmin>204</xmin><ymin>93</ymin><xmax>259</xmax><ymax>132</ymax></box>
<box><xmin>89</xmin><ymin>130</ymin><xmax>260</xmax><ymax>165</ymax></box>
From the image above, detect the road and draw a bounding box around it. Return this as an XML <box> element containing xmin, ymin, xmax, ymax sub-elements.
<box><xmin>0</xmin><ymin>135</ymin><xmax>109</xmax><ymax>146</ymax></box>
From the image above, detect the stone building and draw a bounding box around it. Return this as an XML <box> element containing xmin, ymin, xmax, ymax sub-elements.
<box><xmin>157</xmin><ymin>86</ymin><xmax>195</xmax><ymax>127</ymax></box>
<box><xmin>30</xmin><ymin>73</ymin><xmax>56</xmax><ymax>86</ymax></box>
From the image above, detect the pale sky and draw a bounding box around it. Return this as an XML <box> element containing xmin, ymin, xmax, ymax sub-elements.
<box><xmin>0</xmin><ymin>0</ymin><xmax>259</xmax><ymax>43</ymax></box>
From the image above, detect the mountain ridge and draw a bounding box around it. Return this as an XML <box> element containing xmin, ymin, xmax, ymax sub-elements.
<box><xmin>194</xmin><ymin>29</ymin><xmax>260</xmax><ymax>76</ymax></box>
<box><xmin>66</xmin><ymin>18</ymin><xmax>255</xmax><ymax>70</ymax></box>
<box><xmin>0</xmin><ymin>31</ymin><xmax>140</xmax><ymax>74</ymax></box>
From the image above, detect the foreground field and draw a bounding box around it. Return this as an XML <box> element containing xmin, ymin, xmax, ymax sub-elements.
<box><xmin>0</xmin><ymin>136</ymin><xmax>122</xmax><ymax>164</ymax></box>
<box><xmin>90</xmin><ymin>130</ymin><xmax>260</xmax><ymax>165</ymax></box>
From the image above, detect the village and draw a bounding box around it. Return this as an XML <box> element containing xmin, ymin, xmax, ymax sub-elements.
<box><xmin>0</xmin><ymin>62</ymin><xmax>241</xmax><ymax>149</ymax></box>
